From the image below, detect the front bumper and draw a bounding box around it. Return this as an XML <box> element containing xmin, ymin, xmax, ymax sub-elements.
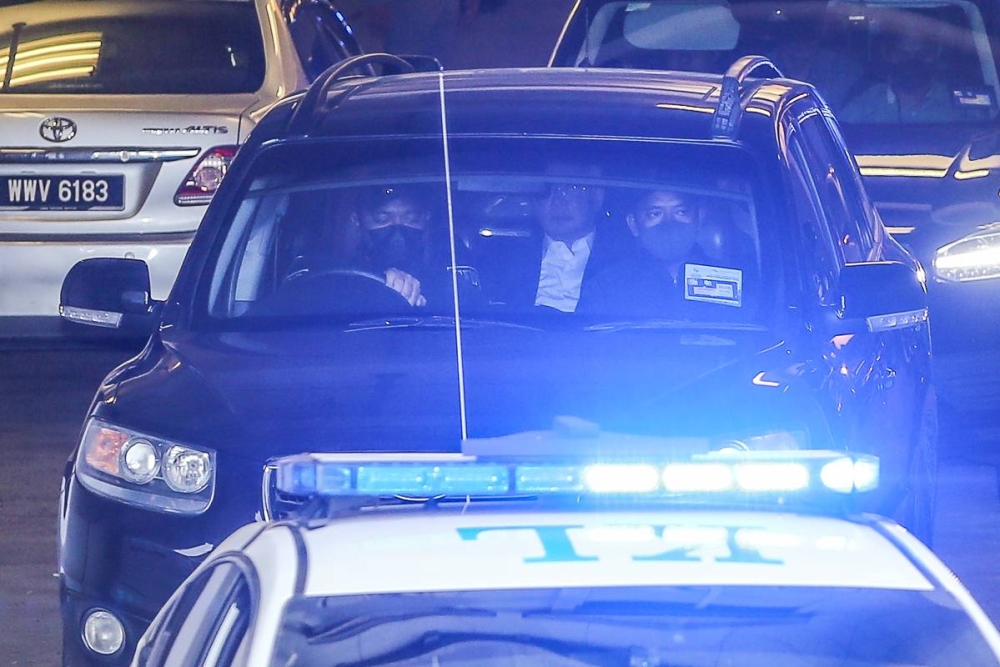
<box><xmin>58</xmin><ymin>452</ymin><xmax>262</xmax><ymax>666</ymax></box>
<box><xmin>60</xmin><ymin>587</ymin><xmax>154</xmax><ymax>667</ymax></box>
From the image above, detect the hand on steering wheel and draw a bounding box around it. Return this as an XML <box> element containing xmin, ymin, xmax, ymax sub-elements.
<box><xmin>384</xmin><ymin>268</ymin><xmax>426</xmax><ymax>307</ymax></box>
<box><xmin>283</xmin><ymin>266</ymin><xmax>424</xmax><ymax>307</ymax></box>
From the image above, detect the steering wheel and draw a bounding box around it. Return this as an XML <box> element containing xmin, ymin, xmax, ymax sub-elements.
<box><xmin>284</xmin><ymin>267</ymin><xmax>413</xmax><ymax>308</ymax></box>
<box><xmin>307</xmin><ymin>267</ymin><xmax>389</xmax><ymax>282</ymax></box>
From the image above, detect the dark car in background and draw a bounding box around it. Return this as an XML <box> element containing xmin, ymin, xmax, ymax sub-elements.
<box><xmin>56</xmin><ymin>54</ymin><xmax>933</xmax><ymax>665</ymax></box>
<box><xmin>551</xmin><ymin>0</ymin><xmax>1000</xmax><ymax>354</ymax></box>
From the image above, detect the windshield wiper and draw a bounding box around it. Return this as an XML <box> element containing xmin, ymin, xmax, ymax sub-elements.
<box><xmin>583</xmin><ymin>319</ymin><xmax>768</xmax><ymax>333</ymax></box>
<box><xmin>2</xmin><ymin>22</ymin><xmax>26</xmax><ymax>92</ymax></box>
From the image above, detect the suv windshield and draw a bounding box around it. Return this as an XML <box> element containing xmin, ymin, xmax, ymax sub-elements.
<box><xmin>272</xmin><ymin>586</ymin><xmax>1000</xmax><ymax>667</ymax></box>
<box><xmin>553</xmin><ymin>0</ymin><xmax>1000</xmax><ymax>124</ymax></box>
<box><xmin>0</xmin><ymin>2</ymin><xmax>265</xmax><ymax>94</ymax></box>
<box><xmin>203</xmin><ymin>137</ymin><xmax>774</xmax><ymax>329</ymax></box>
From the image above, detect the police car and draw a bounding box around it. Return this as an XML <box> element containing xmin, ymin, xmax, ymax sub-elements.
<box><xmin>58</xmin><ymin>54</ymin><xmax>936</xmax><ymax>666</ymax></box>
<box><xmin>125</xmin><ymin>450</ymin><xmax>1000</xmax><ymax>667</ymax></box>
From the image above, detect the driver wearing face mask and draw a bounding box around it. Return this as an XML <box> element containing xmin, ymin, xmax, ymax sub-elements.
<box><xmin>355</xmin><ymin>186</ymin><xmax>434</xmax><ymax>307</ymax></box>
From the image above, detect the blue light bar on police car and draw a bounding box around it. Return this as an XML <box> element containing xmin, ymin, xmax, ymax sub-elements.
<box><xmin>274</xmin><ymin>451</ymin><xmax>879</xmax><ymax>498</ymax></box>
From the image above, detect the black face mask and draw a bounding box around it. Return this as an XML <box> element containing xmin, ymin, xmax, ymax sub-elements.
<box><xmin>366</xmin><ymin>225</ymin><xmax>425</xmax><ymax>269</ymax></box>
<box><xmin>640</xmin><ymin>221</ymin><xmax>699</xmax><ymax>263</ymax></box>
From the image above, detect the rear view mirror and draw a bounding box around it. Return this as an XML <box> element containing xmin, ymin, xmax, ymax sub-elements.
<box><xmin>836</xmin><ymin>261</ymin><xmax>927</xmax><ymax>333</ymax></box>
<box><xmin>60</xmin><ymin>257</ymin><xmax>160</xmax><ymax>338</ymax></box>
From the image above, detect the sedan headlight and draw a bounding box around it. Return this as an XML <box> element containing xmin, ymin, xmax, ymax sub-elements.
<box><xmin>76</xmin><ymin>418</ymin><xmax>216</xmax><ymax>514</ymax></box>
<box><xmin>934</xmin><ymin>228</ymin><xmax>1000</xmax><ymax>282</ymax></box>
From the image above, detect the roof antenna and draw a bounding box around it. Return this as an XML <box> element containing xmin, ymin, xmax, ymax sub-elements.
<box><xmin>437</xmin><ymin>70</ymin><xmax>469</xmax><ymax>442</ymax></box>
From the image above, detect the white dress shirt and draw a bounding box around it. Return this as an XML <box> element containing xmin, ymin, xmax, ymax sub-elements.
<box><xmin>534</xmin><ymin>232</ymin><xmax>595</xmax><ymax>312</ymax></box>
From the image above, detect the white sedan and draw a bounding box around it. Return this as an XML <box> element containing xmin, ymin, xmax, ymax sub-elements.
<box><xmin>0</xmin><ymin>0</ymin><xmax>363</xmax><ymax>333</ymax></box>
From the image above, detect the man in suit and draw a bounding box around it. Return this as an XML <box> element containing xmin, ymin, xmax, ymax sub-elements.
<box><xmin>478</xmin><ymin>162</ymin><xmax>629</xmax><ymax>313</ymax></box>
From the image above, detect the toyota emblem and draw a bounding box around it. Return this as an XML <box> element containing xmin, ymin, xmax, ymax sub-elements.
<box><xmin>39</xmin><ymin>117</ymin><xmax>77</xmax><ymax>143</ymax></box>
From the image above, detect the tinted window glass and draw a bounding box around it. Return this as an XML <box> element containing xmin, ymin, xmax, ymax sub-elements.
<box><xmin>794</xmin><ymin>107</ymin><xmax>872</xmax><ymax>262</ymax></box>
<box><xmin>556</xmin><ymin>0</ymin><xmax>1000</xmax><ymax>124</ymax></box>
<box><xmin>0</xmin><ymin>4</ymin><xmax>265</xmax><ymax>94</ymax></box>
<box><xmin>786</xmin><ymin>131</ymin><xmax>839</xmax><ymax>305</ymax></box>
<box><xmin>203</xmin><ymin>137</ymin><xmax>775</xmax><ymax>328</ymax></box>
<box><xmin>285</xmin><ymin>1</ymin><xmax>353</xmax><ymax>81</ymax></box>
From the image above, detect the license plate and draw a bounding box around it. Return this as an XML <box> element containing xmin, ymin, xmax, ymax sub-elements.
<box><xmin>0</xmin><ymin>175</ymin><xmax>125</xmax><ymax>211</ymax></box>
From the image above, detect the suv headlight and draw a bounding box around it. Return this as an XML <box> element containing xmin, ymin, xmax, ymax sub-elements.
<box><xmin>934</xmin><ymin>228</ymin><xmax>1000</xmax><ymax>282</ymax></box>
<box><xmin>76</xmin><ymin>418</ymin><xmax>216</xmax><ymax>514</ymax></box>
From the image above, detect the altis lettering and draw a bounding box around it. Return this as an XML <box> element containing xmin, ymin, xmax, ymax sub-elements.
<box><xmin>142</xmin><ymin>125</ymin><xmax>229</xmax><ymax>136</ymax></box>
<box><xmin>456</xmin><ymin>524</ymin><xmax>784</xmax><ymax>565</ymax></box>
<box><xmin>7</xmin><ymin>178</ymin><xmax>109</xmax><ymax>203</ymax></box>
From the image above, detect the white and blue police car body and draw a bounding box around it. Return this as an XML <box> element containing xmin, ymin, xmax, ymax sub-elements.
<box><xmin>127</xmin><ymin>451</ymin><xmax>1000</xmax><ymax>667</ymax></box>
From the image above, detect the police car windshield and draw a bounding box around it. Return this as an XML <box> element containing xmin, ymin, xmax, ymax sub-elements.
<box><xmin>203</xmin><ymin>137</ymin><xmax>774</xmax><ymax>330</ymax></box>
<box><xmin>272</xmin><ymin>586</ymin><xmax>1000</xmax><ymax>667</ymax></box>
<box><xmin>555</xmin><ymin>0</ymin><xmax>1000</xmax><ymax>125</ymax></box>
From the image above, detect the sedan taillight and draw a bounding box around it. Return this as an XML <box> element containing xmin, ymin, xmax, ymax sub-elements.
<box><xmin>174</xmin><ymin>145</ymin><xmax>238</xmax><ymax>206</ymax></box>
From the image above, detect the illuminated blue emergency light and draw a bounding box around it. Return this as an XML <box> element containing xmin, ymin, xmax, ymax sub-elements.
<box><xmin>274</xmin><ymin>451</ymin><xmax>879</xmax><ymax>499</ymax></box>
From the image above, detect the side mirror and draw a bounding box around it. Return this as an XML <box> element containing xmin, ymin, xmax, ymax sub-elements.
<box><xmin>835</xmin><ymin>261</ymin><xmax>927</xmax><ymax>333</ymax></box>
<box><xmin>59</xmin><ymin>258</ymin><xmax>161</xmax><ymax>337</ymax></box>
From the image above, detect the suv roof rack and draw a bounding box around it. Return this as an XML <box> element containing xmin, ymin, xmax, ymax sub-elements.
<box><xmin>286</xmin><ymin>53</ymin><xmax>424</xmax><ymax>136</ymax></box>
<box><xmin>711</xmin><ymin>55</ymin><xmax>783</xmax><ymax>139</ymax></box>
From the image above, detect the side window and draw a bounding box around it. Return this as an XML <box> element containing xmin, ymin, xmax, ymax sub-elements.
<box><xmin>787</xmin><ymin>130</ymin><xmax>840</xmax><ymax>307</ymax></box>
<box><xmin>208</xmin><ymin>194</ymin><xmax>286</xmax><ymax>317</ymax></box>
<box><xmin>823</xmin><ymin>112</ymin><xmax>885</xmax><ymax>256</ymax></box>
<box><xmin>141</xmin><ymin>559</ymin><xmax>257</xmax><ymax>667</ymax></box>
<box><xmin>285</xmin><ymin>0</ymin><xmax>357</xmax><ymax>81</ymax></box>
<box><xmin>794</xmin><ymin>107</ymin><xmax>874</xmax><ymax>263</ymax></box>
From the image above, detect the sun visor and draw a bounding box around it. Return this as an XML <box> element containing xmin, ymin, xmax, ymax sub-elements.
<box><xmin>623</xmin><ymin>1</ymin><xmax>740</xmax><ymax>51</ymax></box>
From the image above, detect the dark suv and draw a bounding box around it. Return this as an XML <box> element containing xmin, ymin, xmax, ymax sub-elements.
<box><xmin>58</xmin><ymin>54</ymin><xmax>933</xmax><ymax>665</ymax></box>
<box><xmin>551</xmin><ymin>0</ymin><xmax>1000</xmax><ymax>352</ymax></box>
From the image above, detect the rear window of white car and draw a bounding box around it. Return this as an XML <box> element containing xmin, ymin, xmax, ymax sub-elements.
<box><xmin>0</xmin><ymin>2</ymin><xmax>265</xmax><ymax>94</ymax></box>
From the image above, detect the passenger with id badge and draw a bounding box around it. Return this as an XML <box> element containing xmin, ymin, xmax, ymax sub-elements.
<box><xmin>580</xmin><ymin>188</ymin><xmax>752</xmax><ymax>317</ymax></box>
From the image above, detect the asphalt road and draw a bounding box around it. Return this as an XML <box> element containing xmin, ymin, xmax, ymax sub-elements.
<box><xmin>1</xmin><ymin>340</ymin><xmax>1000</xmax><ymax>666</ymax></box>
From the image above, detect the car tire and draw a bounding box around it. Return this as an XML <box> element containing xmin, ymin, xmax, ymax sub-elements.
<box><xmin>895</xmin><ymin>388</ymin><xmax>939</xmax><ymax>547</ymax></box>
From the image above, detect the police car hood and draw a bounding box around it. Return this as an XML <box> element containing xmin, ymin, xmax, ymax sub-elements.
<box><xmin>103</xmin><ymin>325</ymin><xmax>822</xmax><ymax>461</ymax></box>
